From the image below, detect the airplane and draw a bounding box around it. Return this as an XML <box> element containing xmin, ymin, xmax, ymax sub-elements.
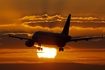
<box><xmin>9</xmin><ymin>14</ymin><xmax>104</xmax><ymax>51</ymax></box>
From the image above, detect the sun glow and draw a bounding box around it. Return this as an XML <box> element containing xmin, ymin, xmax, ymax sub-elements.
<box><xmin>37</xmin><ymin>46</ymin><xmax>57</xmax><ymax>58</ymax></box>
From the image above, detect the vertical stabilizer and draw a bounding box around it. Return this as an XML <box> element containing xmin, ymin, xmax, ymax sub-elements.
<box><xmin>61</xmin><ymin>14</ymin><xmax>71</xmax><ymax>35</ymax></box>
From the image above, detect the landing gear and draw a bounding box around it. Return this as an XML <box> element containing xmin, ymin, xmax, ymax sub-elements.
<box><xmin>57</xmin><ymin>43</ymin><xmax>66</xmax><ymax>52</ymax></box>
<box><xmin>59</xmin><ymin>47</ymin><xmax>64</xmax><ymax>51</ymax></box>
<box><xmin>36</xmin><ymin>43</ymin><xmax>43</xmax><ymax>51</ymax></box>
<box><xmin>37</xmin><ymin>47</ymin><xmax>43</xmax><ymax>51</ymax></box>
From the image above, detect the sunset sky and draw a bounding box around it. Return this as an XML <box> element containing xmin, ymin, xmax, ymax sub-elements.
<box><xmin>0</xmin><ymin>0</ymin><xmax>105</xmax><ymax>49</ymax></box>
<box><xmin>0</xmin><ymin>0</ymin><xmax>105</xmax><ymax>66</ymax></box>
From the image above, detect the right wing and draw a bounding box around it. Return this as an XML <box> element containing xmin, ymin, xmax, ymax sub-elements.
<box><xmin>9</xmin><ymin>34</ymin><xmax>32</xmax><ymax>40</ymax></box>
<box><xmin>70</xmin><ymin>35</ymin><xmax>105</xmax><ymax>42</ymax></box>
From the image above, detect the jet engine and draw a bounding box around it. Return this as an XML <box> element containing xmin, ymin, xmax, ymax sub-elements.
<box><xmin>25</xmin><ymin>40</ymin><xmax>34</xmax><ymax>47</ymax></box>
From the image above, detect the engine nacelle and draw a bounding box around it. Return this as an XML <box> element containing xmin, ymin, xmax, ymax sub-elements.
<box><xmin>25</xmin><ymin>40</ymin><xmax>34</xmax><ymax>47</ymax></box>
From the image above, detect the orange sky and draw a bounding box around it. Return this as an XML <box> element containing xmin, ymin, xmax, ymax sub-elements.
<box><xmin>0</xmin><ymin>0</ymin><xmax>105</xmax><ymax>24</ymax></box>
<box><xmin>0</xmin><ymin>0</ymin><xmax>105</xmax><ymax>49</ymax></box>
<box><xmin>0</xmin><ymin>1</ymin><xmax>105</xmax><ymax>66</ymax></box>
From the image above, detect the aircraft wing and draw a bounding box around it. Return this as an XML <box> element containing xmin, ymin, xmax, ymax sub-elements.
<box><xmin>70</xmin><ymin>35</ymin><xmax>105</xmax><ymax>42</ymax></box>
<box><xmin>9</xmin><ymin>34</ymin><xmax>32</xmax><ymax>40</ymax></box>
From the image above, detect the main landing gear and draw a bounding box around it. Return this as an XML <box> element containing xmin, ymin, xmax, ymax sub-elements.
<box><xmin>37</xmin><ymin>47</ymin><xmax>43</xmax><ymax>51</ymax></box>
<box><xmin>59</xmin><ymin>47</ymin><xmax>64</xmax><ymax>51</ymax></box>
<box><xmin>36</xmin><ymin>45</ymin><xmax>43</xmax><ymax>51</ymax></box>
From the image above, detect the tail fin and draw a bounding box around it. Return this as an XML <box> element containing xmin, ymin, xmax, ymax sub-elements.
<box><xmin>61</xmin><ymin>14</ymin><xmax>71</xmax><ymax>36</ymax></box>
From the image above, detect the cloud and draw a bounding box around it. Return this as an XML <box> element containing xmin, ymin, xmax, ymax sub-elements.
<box><xmin>72</xmin><ymin>17</ymin><xmax>98</xmax><ymax>21</ymax></box>
<box><xmin>0</xmin><ymin>49</ymin><xmax>37</xmax><ymax>54</ymax></box>
<box><xmin>0</xmin><ymin>0</ymin><xmax>105</xmax><ymax>49</ymax></box>
<box><xmin>70</xmin><ymin>26</ymin><xmax>105</xmax><ymax>36</ymax></box>
<box><xmin>0</xmin><ymin>14</ymin><xmax>105</xmax><ymax>49</ymax></box>
<box><xmin>20</xmin><ymin>14</ymin><xmax>65</xmax><ymax>22</ymax></box>
<box><xmin>0</xmin><ymin>23</ymin><xmax>105</xmax><ymax>36</ymax></box>
<box><xmin>20</xmin><ymin>14</ymin><xmax>105</xmax><ymax>23</ymax></box>
<box><xmin>1</xmin><ymin>15</ymin><xmax>105</xmax><ymax>35</ymax></box>
<box><xmin>1</xmin><ymin>0</ymin><xmax>105</xmax><ymax>23</ymax></box>
<box><xmin>0</xmin><ymin>23</ymin><xmax>62</xmax><ymax>33</ymax></box>
<box><xmin>0</xmin><ymin>23</ymin><xmax>105</xmax><ymax>49</ymax></box>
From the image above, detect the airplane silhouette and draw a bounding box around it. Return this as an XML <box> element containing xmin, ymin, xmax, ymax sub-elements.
<box><xmin>9</xmin><ymin>14</ymin><xmax>104</xmax><ymax>51</ymax></box>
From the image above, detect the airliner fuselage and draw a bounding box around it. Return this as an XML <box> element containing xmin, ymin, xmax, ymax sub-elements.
<box><xmin>32</xmin><ymin>31</ymin><xmax>71</xmax><ymax>46</ymax></box>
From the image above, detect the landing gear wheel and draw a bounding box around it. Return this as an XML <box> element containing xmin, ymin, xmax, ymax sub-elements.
<box><xmin>59</xmin><ymin>48</ymin><xmax>64</xmax><ymax>52</ymax></box>
<box><xmin>37</xmin><ymin>47</ymin><xmax>43</xmax><ymax>51</ymax></box>
<box><xmin>40</xmin><ymin>48</ymin><xmax>43</xmax><ymax>51</ymax></box>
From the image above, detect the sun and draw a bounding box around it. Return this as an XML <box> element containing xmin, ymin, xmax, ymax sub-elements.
<box><xmin>37</xmin><ymin>46</ymin><xmax>57</xmax><ymax>58</ymax></box>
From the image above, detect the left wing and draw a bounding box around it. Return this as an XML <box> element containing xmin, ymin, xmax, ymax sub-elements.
<box><xmin>70</xmin><ymin>35</ymin><xmax>105</xmax><ymax>42</ymax></box>
<box><xmin>9</xmin><ymin>34</ymin><xmax>32</xmax><ymax>40</ymax></box>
